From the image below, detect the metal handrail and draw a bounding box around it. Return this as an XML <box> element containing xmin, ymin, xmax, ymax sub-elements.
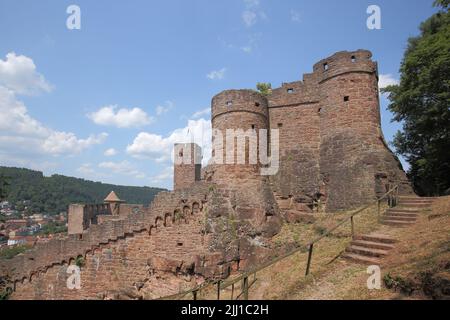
<box><xmin>153</xmin><ymin>184</ymin><xmax>400</xmax><ymax>300</ymax></box>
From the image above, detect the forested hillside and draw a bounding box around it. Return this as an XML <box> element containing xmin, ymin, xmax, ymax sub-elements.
<box><xmin>0</xmin><ymin>166</ymin><xmax>166</xmax><ymax>215</ymax></box>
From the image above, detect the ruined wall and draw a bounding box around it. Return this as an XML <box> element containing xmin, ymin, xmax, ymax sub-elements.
<box><xmin>268</xmin><ymin>78</ymin><xmax>321</xmax><ymax>203</ymax></box>
<box><xmin>68</xmin><ymin>203</ymin><xmax>111</xmax><ymax>235</ymax></box>
<box><xmin>265</xmin><ymin>50</ymin><xmax>412</xmax><ymax>211</ymax></box>
<box><xmin>173</xmin><ymin>143</ymin><xmax>202</xmax><ymax>191</ymax></box>
<box><xmin>1</xmin><ymin>184</ymin><xmax>231</xmax><ymax>300</ymax></box>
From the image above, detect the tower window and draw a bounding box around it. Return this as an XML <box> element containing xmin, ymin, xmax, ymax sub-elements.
<box><xmin>226</xmin><ymin>101</ymin><xmax>233</xmax><ymax>107</ymax></box>
<box><xmin>344</xmin><ymin>96</ymin><xmax>350</xmax><ymax>102</ymax></box>
<box><xmin>278</xmin><ymin>123</ymin><xmax>283</xmax><ymax>128</ymax></box>
<box><xmin>255</xmin><ymin>102</ymin><xmax>260</xmax><ymax>107</ymax></box>
<box><xmin>287</xmin><ymin>88</ymin><xmax>294</xmax><ymax>94</ymax></box>
<box><xmin>323</xmin><ymin>63</ymin><xmax>329</xmax><ymax>71</ymax></box>
<box><xmin>251</xmin><ymin>124</ymin><xmax>255</xmax><ymax>129</ymax></box>
<box><xmin>351</xmin><ymin>56</ymin><xmax>356</xmax><ymax>63</ymax></box>
<box><xmin>318</xmin><ymin>107</ymin><xmax>322</xmax><ymax>114</ymax></box>
<box><xmin>179</xmin><ymin>151</ymin><xmax>183</xmax><ymax>157</ymax></box>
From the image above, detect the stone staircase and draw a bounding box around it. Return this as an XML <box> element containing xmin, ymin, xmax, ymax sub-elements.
<box><xmin>381</xmin><ymin>196</ymin><xmax>433</xmax><ymax>227</ymax></box>
<box><xmin>342</xmin><ymin>233</ymin><xmax>397</xmax><ymax>265</ymax></box>
<box><xmin>342</xmin><ymin>196</ymin><xmax>435</xmax><ymax>265</ymax></box>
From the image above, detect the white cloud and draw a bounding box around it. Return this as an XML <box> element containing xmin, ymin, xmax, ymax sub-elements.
<box><xmin>149</xmin><ymin>166</ymin><xmax>173</xmax><ymax>185</ymax></box>
<box><xmin>290</xmin><ymin>10</ymin><xmax>301</xmax><ymax>22</ymax></box>
<box><xmin>104</xmin><ymin>148</ymin><xmax>117</xmax><ymax>156</ymax></box>
<box><xmin>244</xmin><ymin>0</ymin><xmax>260</xmax><ymax>7</ymax></box>
<box><xmin>87</xmin><ymin>105</ymin><xmax>154</xmax><ymax>128</ymax></box>
<box><xmin>98</xmin><ymin>160</ymin><xmax>145</xmax><ymax>179</ymax></box>
<box><xmin>240</xmin><ymin>33</ymin><xmax>261</xmax><ymax>54</ymax></box>
<box><xmin>43</xmin><ymin>131</ymin><xmax>107</xmax><ymax>155</ymax></box>
<box><xmin>126</xmin><ymin>118</ymin><xmax>211</xmax><ymax>165</ymax></box>
<box><xmin>77</xmin><ymin>163</ymin><xmax>96</xmax><ymax>175</ymax></box>
<box><xmin>207</xmin><ymin>68</ymin><xmax>226</xmax><ymax>80</ymax></box>
<box><xmin>191</xmin><ymin>108</ymin><xmax>211</xmax><ymax>119</ymax></box>
<box><xmin>0</xmin><ymin>86</ymin><xmax>107</xmax><ymax>159</ymax></box>
<box><xmin>242</xmin><ymin>0</ymin><xmax>266</xmax><ymax>27</ymax></box>
<box><xmin>0</xmin><ymin>52</ymin><xmax>53</xmax><ymax>95</ymax></box>
<box><xmin>378</xmin><ymin>74</ymin><xmax>399</xmax><ymax>89</ymax></box>
<box><xmin>242</xmin><ymin>11</ymin><xmax>257</xmax><ymax>27</ymax></box>
<box><xmin>155</xmin><ymin>100</ymin><xmax>174</xmax><ymax>116</ymax></box>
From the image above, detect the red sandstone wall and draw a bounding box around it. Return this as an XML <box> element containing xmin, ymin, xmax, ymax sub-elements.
<box><xmin>316</xmin><ymin>50</ymin><xmax>411</xmax><ymax>210</ymax></box>
<box><xmin>209</xmin><ymin>90</ymin><xmax>282</xmax><ymax>238</ymax></box>
<box><xmin>11</xmin><ymin>211</ymin><xmax>208</xmax><ymax>300</ymax></box>
<box><xmin>2</xmin><ymin>184</ymin><xmax>223</xmax><ymax>300</ymax></box>
<box><xmin>174</xmin><ymin>143</ymin><xmax>202</xmax><ymax>191</ymax></box>
<box><xmin>268</xmin><ymin>103</ymin><xmax>321</xmax><ymax>199</ymax></box>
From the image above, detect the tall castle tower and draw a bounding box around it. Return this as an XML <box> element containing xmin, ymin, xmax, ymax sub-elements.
<box><xmin>211</xmin><ymin>89</ymin><xmax>269</xmax><ymax>183</ymax></box>
<box><xmin>314</xmin><ymin>50</ymin><xmax>411</xmax><ymax>209</ymax></box>
<box><xmin>209</xmin><ymin>89</ymin><xmax>281</xmax><ymax>238</ymax></box>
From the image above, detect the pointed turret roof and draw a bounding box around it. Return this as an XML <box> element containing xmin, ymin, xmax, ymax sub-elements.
<box><xmin>104</xmin><ymin>191</ymin><xmax>123</xmax><ymax>203</ymax></box>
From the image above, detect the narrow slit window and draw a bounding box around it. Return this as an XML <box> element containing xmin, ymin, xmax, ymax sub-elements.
<box><xmin>344</xmin><ymin>96</ymin><xmax>350</xmax><ymax>102</ymax></box>
<box><xmin>351</xmin><ymin>56</ymin><xmax>356</xmax><ymax>63</ymax></box>
<box><xmin>251</xmin><ymin>124</ymin><xmax>255</xmax><ymax>129</ymax></box>
<box><xmin>287</xmin><ymin>88</ymin><xmax>294</xmax><ymax>94</ymax></box>
<box><xmin>323</xmin><ymin>63</ymin><xmax>329</xmax><ymax>71</ymax></box>
<box><xmin>255</xmin><ymin>102</ymin><xmax>260</xmax><ymax>107</ymax></box>
<box><xmin>226</xmin><ymin>101</ymin><xmax>233</xmax><ymax>107</ymax></box>
<box><xmin>278</xmin><ymin>123</ymin><xmax>283</xmax><ymax>128</ymax></box>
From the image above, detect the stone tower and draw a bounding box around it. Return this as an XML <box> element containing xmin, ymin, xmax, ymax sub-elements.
<box><xmin>173</xmin><ymin>143</ymin><xmax>202</xmax><ymax>190</ymax></box>
<box><xmin>209</xmin><ymin>89</ymin><xmax>282</xmax><ymax>239</ymax></box>
<box><xmin>315</xmin><ymin>50</ymin><xmax>411</xmax><ymax>209</ymax></box>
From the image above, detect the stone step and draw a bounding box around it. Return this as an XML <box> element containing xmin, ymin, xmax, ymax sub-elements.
<box><xmin>383</xmin><ymin>215</ymin><xmax>417</xmax><ymax>222</ymax></box>
<box><xmin>394</xmin><ymin>206</ymin><xmax>431</xmax><ymax>212</ymax></box>
<box><xmin>353</xmin><ymin>233</ymin><xmax>397</xmax><ymax>244</ymax></box>
<box><xmin>341</xmin><ymin>252</ymin><xmax>381</xmax><ymax>265</ymax></box>
<box><xmin>346</xmin><ymin>245</ymin><xmax>389</xmax><ymax>258</ymax></box>
<box><xmin>397</xmin><ymin>201</ymin><xmax>432</xmax><ymax>207</ymax></box>
<box><xmin>380</xmin><ymin>218</ymin><xmax>416</xmax><ymax>227</ymax></box>
<box><xmin>398</xmin><ymin>196</ymin><xmax>434</xmax><ymax>201</ymax></box>
<box><xmin>385</xmin><ymin>212</ymin><xmax>418</xmax><ymax>218</ymax></box>
<box><xmin>350</xmin><ymin>240</ymin><xmax>395</xmax><ymax>251</ymax></box>
<box><xmin>386</xmin><ymin>208</ymin><xmax>420</xmax><ymax>214</ymax></box>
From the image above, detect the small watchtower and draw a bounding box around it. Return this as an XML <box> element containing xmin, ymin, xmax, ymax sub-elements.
<box><xmin>104</xmin><ymin>191</ymin><xmax>124</xmax><ymax>215</ymax></box>
<box><xmin>173</xmin><ymin>143</ymin><xmax>202</xmax><ymax>190</ymax></box>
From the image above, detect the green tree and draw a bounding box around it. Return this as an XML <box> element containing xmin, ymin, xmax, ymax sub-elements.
<box><xmin>382</xmin><ymin>2</ymin><xmax>450</xmax><ymax>196</ymax></box>
<box><xmin>0</xmin><ymin>174</ymin><xmax>10</xmax><ymax>201</ymax></box>
<box><xmin>256</xmin><ymin>82</ymin><xmax>272</xmax><ymax>96</ymax></box>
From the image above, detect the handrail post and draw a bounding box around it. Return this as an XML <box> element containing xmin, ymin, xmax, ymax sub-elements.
<box><xmin>305</xmin><ymin>243</ymin><xmax>314</xmax><ymax>276</ymax></box>
<box><xmin>350</xmin><ymin>216</ymin><xmax>355</xmax><ymax>239</ymax></box>
<box><xmin>243</xmin><ymin>276</ymin><xmax>249</xmax><ymax>300</ymax></box>
<box><xmin>395</xmin><ymin>185</ymin><xmax>399</xmax><ymax>206</ymax></box>
<box><xmin>231</xmin><ymin>283</ymin><xmax>234</xmax><ymax>300</ymax></box>
<box><xmin>377</xmin><ymin>199</ymin><xmax>381</xmax><ymax>217</ymax></box>
<box><xmin>217</xmin><ymin>280</ymin><xmax>221</xmax><ymax>300</ymax></box>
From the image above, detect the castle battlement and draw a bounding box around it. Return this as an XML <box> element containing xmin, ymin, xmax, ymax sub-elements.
<box><xmin>1</xmin><ymin>49</ymin><xmax>413</xmax><ymax>300</ymax></box>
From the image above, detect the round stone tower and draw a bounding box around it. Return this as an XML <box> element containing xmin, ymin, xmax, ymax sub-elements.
<box><xmin>208</xmin><ymin>89</ymin><xmax>281</xmax><ymax>256</ymax></box>
<box><xmin>315</xmin><ymin>50</ymin><xmax>411</xmax><ymax>210</ymax></box>
<box><xmin>211</xmin><ymin>89</ymin><xmax>269</xmax><ymax>183</ymax></box>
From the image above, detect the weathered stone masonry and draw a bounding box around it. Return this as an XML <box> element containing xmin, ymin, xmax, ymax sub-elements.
<box><xmin>0</xmin><ymin>50</ymin><xmax>413</xmax><ymax>299</ymax></box>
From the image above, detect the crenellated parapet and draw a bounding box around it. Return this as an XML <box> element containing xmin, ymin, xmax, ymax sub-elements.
<box><xmin>0</xmin><ymin>183</ymin><xmax>211</xmax><ymax>287</ymax></box>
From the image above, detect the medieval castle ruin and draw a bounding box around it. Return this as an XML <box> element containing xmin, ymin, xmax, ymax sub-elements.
<box><xmin>0</xmin><ymin>50</ymin><xmax>412</xmax><ymax>299</ymax></box>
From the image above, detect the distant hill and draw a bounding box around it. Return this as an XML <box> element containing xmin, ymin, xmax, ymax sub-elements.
<box><xmin>0</xmin><ymin>166</ymin><xmax>167</xmax><ymax>215</ymax></box>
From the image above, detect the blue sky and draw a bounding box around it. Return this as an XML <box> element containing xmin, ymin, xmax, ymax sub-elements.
<box><xmin>0</xmin><ymin>0</ymin><xmax>439</xmax><ymax>189</ymax></box>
